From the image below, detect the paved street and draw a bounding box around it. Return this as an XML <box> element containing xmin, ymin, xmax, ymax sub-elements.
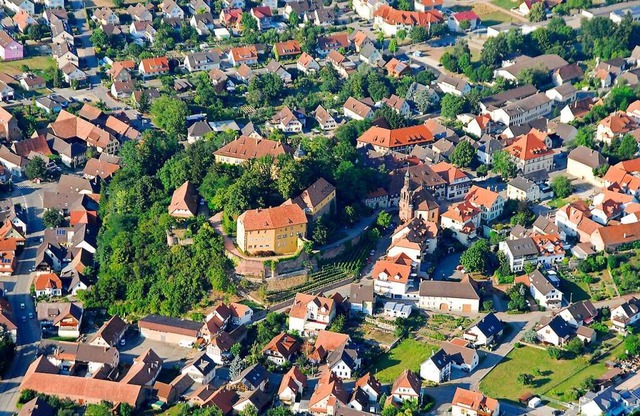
<box><xmin>0</xmin><ymin>180</ymin><xmax>54</xmax><ymax>415</ymax></box>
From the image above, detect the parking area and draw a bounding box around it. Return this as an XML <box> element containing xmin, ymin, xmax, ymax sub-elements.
<box><xmin>118</xmin><ymin>331</ymin><xmax>200</xmax><ymax>368</ymax></box>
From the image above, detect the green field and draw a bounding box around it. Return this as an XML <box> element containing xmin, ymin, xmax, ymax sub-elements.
<box><xmin>480</xmin><ymin>10</ymin><xmax>515</xmax><ymax>26</ymax></box>
<box><xmin>1</xmin><ymin>56</ymin><xmax>55</xmax><ymax>76</ymax></box>
<box><xmin>491</xmin><ymin>0</ymin><xmax>518</xmax><ymax>10</ymax></box>
<box><xmin>480</xmin><ymin>342</ymin><xmax>626</xmax><ymax>401</ymax></box>
<box><xmin>370</xmin><ymin>338</ymin><xmax>439</xmax><ymax>383</ymax></box>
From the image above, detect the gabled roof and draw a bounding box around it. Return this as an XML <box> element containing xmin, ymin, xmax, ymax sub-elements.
<box><xmin>168</xmin><ymin>181</ymin><xmax>200</xmax><ymax>217</ymax></box>
<box><xmin>372</xmin><ymin>254</ymin><xmax>412</xmax><ymax>285</ymax></box>
<box><xmin>357</xmin><ymin>125</ymin><xmax>434</xmax><ymax>149</ymax></box>
<box><xmin>452</xmin><ymin>388</ymin><xmax>499</xmax><ymax>413</ymax></box>
<box><xmin>419</xmin><ymin>276</ymin><xmax>480</xmax><ymax>300</ymax></box>
<box><xmin>391</xmin><ymin>369</ymin><xmax>421</xmax><ymax>395</ymax></box>
<box><xmin>262</xmin><ymin>332</ymin><xmax>300</xmax><ymax>358</ymax></box>
<box><xmin>470</xmin><ymin>313</ymin><xmax>503</xmax><ymax>337</ymax></box>
<box><xmin>285</xmin><ymin>177</ymin><xmax>335</xmax><ymax>213</ymax></box>
<box><xmin>239</xmin><ymin>204</ymin><xmax>307</xmax><ymax>231</ymax></box>
<box><xmin>505</xmin><ymin>132</ymin><xmax>553</xmax><ymax>161</ymax></box>
<box><xmin>214</xmin><ymin>136</ymin><xmax>292</xmax><ymax>161</ymax></box>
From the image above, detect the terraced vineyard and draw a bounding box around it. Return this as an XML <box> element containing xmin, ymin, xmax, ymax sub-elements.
<box><xmin>266</xmin><ymin>238</ymin><xmax>376</xmax><ymax>304</ymax></box>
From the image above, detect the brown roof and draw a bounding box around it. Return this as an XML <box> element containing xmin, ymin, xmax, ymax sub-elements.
<box><xmin>13</xmin><ymin>135</ymin><xmax>52</xmax><ymax>158</ymax></box>
<box><xmin>451</xmin><ymin>388</ymin><xmax>499</xmax><ymax>413</ymax></box>
<box><xmin>138</xmin><ymin>314</ymin><xmax>201</xmax><ymax>337</ymax></box>
<box><xmin>34</xmin><ymin>273</ymin><xmax>62</xmax><ymax>291</ymax></box>
<box><xmin>391</xmin><ymin>370</ymin><xmax>421</xmax><ymax>396</ymax></box>
<box><xmin>82</xmin><ymin>158</ymin><xmax>120</xmax><ymax>180</ymax></box>
<box><xmin>92</xmin><ymin>315</ymin><xmax>127</xmax><ymax>345</ymax></box>
<box><xmin>49</xmin><ymin>110</ymin><xmax>114</xmax><ymax>149</ymax></box>
<box><xmin>373</xmin><ymin>5</ymin><xmax>443</xmax><ymax>25</ymax></box>
<box><xmin>440</xmin><ymin>339</ymin><xmax>477</xmax><ymax>366</ymax></box>
<box><xmin>599</xmin><ymin>111</ymin><xmax>637</xmax><ymax>134</ymax></box>
<box><xmin>168</xmin><ymin>180</ymin><xmax>199</xmax><ymax>218</ymax></box>
<box><xmin>262</xmin><ymin>332</ymin><xmax>300</xmax><ymax>358</ymax></box>
<box><xmin>289</xmin><ymin>293</ymin><xmax>334</xmax><ymax>320</ymax></box>
<box><xmin>140</xmin><ymin>57</ymin><xmax>169</xmax><ymax>74</ymax></box>
<box><xmin>214</xmin><ymin>136</ymin><xmax>292</xmax><ymax>161</ymax></box>
<box><xmin>315</xmin><ymin>330</ymin><xmax>349</xmax><ymax>353</ymax></box>
<box><xmin>121</xmin><ymin>348</ymin><xmax>163</xmax><ymax>385</ymax></box>
<box><xmin>505</xmin><ymin>132</ymin><xmax>553</xmax><ymax>161</ymax></box>
<box><xmin>238</xmin><ymin>204</ymin><xmax>307</xmax><ymax>231</ymax></box>
<box><xmin>274</xmin><ymin>40</ymin><xmax>301</xmax><ymax>57</ymax></box>
<box><xmin>309</xmin><ymin>370</ymin><xmax>349</xmax><ymax>412</ymax></box>
<box><xmin>278</xmin><ymin>366</ymin><xmax>307</xmax><ymax>395</ymax></box>
<box><xmin>285</xmin><ymin>177</ymin><xmax>335</xmax><ymax>213</ymax></box>
<box><xmin>419</xmin><ymin>277</ymin><xmax>480</xmax><ymax>300</ymax></box>
<box><xmin>343</xmin><ymin>97</ymin><xmax>372</xmax><ymax>118</ymax></box>
<box><xmin>568</xmin><ymin>146</ymin><xmax>606</xmax><ymax>169</ymax></box>
<box><xmin>78</xmin><ymin>104</ymin><xmax>103</xmax><ymax>122</ymax></box>
<box><xmin>593</xmin><ymin>222</ymin><xmax>640</xmax><ymax>247</ymax></box>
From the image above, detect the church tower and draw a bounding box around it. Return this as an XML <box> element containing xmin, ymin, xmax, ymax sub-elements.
<box><xmin>399</xmin><ymin>170</ymin><xmax>414</xmax><ymax>223</ymax></box>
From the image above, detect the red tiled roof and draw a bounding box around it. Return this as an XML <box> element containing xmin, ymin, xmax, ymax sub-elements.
<box><xmin>238</xmin><ymin>205</ymin><xmax>308</xmax><ymax>231</ymax></box>
<box><xmin>357</xmin><ymin>125</ymin><xmax>434</xmax><ymax>149</ymax></box>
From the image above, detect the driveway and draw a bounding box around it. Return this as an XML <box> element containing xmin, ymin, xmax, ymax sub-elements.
<box><xmin>432</xmin><ymin>252</ymin><xmax>462</xmax><ymax>281</ymax></box>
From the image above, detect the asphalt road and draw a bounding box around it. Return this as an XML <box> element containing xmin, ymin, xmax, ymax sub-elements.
<box><xmin>0</xmin><ymin>180</ymin><xmax>53</xmax><ymax>415</ymax></box>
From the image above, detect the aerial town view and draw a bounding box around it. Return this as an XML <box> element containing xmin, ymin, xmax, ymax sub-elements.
<box><xmin>0</xmin><ymin>0</ymin><xmax>640</xmax><ymax>412</ymax></box>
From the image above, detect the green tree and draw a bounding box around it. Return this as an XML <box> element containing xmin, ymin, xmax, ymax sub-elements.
<box><xmin>508</xmin><ymin>283</ymin><xmax>528</xmax><ymax>311</ymax></box>
<box><xmin>397</xmin><ymin>29</ymin><xmax>407</xmax><ymax>40</ymax></box>
<box><xmin>389</xmin><ymin>38</ymin><xmax>398</xmax><ymax>54</ymax></box>
<box><xmin>551</xmin><ymin>176</ymin><xmax>573</xmax><ymax>198</ymax></box>
<box><xmin>240</xmin><ymin>404</ymin><xmax>258</xmax><ymax>416</ymax></box>
<box><xmin>150</xmin><ymin>96</ymin><xmax>189</xmax><ymax>138</ymax></box>
<box><xmin>397</xmin><ymin>0</ymin><xmax>412</xmax><ymax>9</ymax></box>
<box><xmin>565</xmin><ymin>337</ymin><xmax>584</xmax><ymax>355</ymax></box>
<box><xmin>27</xmin><ymin>24</ymin><xmax>45</xmax><ymax>41</ymax></box>
<box><xmin>547</xmin><ymin>346</ymin><xmax>563</xmax><ymax>359</ymax></box>
<box><xmin>229</xmin><ymin>355</ymin><xmax>245</xmax><ymax>379</ymax></box>
<box><xmin>85</xmin><ymin>404</ymin><xmax>112</xmax><ymax>416</ymax></box>
<box><xmin>517</xmin><ymin>66</ymin><xmax>549</xmax><ymax>88</ymax></box>
<box><xmin>267</xmin><ymin>407</ymin><xmax>294</xmax><ymax>416</ymax></box>
<box><xmin>491</xmin><ymin>150</ymin><xmax>517</xmax><ymax>179</ymax></box>
<box><xmin>377</xmin><ymin>211</ymin><xmax>392</xmax><ymax>229</ymax></box>
<box><xmin>43</xmin><ymin>209</ymin><xmax>64</xmax><ymax>229</ymax></box>
<box><xmin>529</xmin><ymin>2</ymin><xmax>547</xmax><ymax>22</ymax></box>
<box><xmin>440</xmin><ymin>94</ymin><xmax>466</xmax><ymax>119</ymax></box>
<box><xmin>517</xmin><ymin>373</ymin><xmax>534</xmax><ymax>385</ymax></box>
<box><xmin>138</xmin><ymin>90</ymin><xmax>150</xmax><ymax>113</ymax></box>
<box><xmin>113</xmin><ymin>0</ymin><xmax>124</xmax><ymax>6</ymax></box>
<box><xmin>329</xmin><ymin>314</ymin><xmax>346</xmax><ymax>332</ymax></box>
<box><xmin>289</xmin><ymin>10</ymin><xmax>299</xmax><ymax>26</ymax></box>
<box><xmin>410</xmin><ymin>26</ymin><xmax>428</xmax><ymax>42</ymax></box>
<box><xmin>459</xmin><ymin>19</ymin><xmax>471</xmax><ymax>30</ymax></box>
<box><xmin>231</xmin><ymin>342</ymin><xmax>242</xmax><ymax>357</ymax></box>
<box><xmin>312</xmin><ymin>217</ymin><xmax>328</xmax><ymax>245</ymax></box>
<box><xmin>25</xmin><ymin>156</ymin><xmax>48</xmax><ymax>180</ymax></box>
<box><xmin>523</xmin><ymin>330</ymin><xmax>538</xmax><ymax>343</ymax></box>
<box><xmin>90</xmin><ymin>28</ymin><xmax>109</xmax><ymax>50</ymax></box>
<box><xmin>625</xmin><ymin>334</ymin><xmax>639</xmax><ymax>357</ymax></box>
<box><xmin>460</xmin><ymin>239</ymin><xmax>493</xmax><ymax>274</ymax></box>
<box><xmin>450</xmin><ymin>140</ymin><xmax>476</xmax><ymax>168</ymax></box>
<box><xmin>618</xmin><ymin>134</ymin><xmax>638</xmax><ymax>161</ymax></box>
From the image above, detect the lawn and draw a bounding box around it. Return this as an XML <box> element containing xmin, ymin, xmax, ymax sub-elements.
<box><xmin>491</xmin><ymin>0</ymin><xmax>518</xmax><ymax>10</ymax></box>
<box><xmin>1</xmin><ymin>56</ymin><xmax>55</xmax><ymax>76</ymax></box>
<box><xmin>480</xmin><ymin>342</ymin><xmax>625</xmax><ymax>402</ymax></box>
<box><xmin>480</xmin><ymin>10</ymin><xmax>515</xmax><ymax>26</ymax></box>
<box><xmin>370</xmin><ymin>338</ymin><xmax>439</xmax><ymax>383</ymax></box>
<box><xmin>547</xmin><ymin>198</ymin><xmax>567</xmax><ymax>209</ymax></box>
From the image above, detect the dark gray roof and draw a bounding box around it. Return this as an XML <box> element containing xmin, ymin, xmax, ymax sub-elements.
<box><xmin>427</xmin><ymin>348</ymin><xmax>450</xmax><ymax>370</ymax></box>
<box><xmin>471</xmin><ymin>313</ymin><xmax>503</xmax><ymax>338</ymax></box>
<box><xmin>183</xmin><ymin>351</ymin><xmax>216</xmax><ymax>376</ymax></box>
<box><xmin>568</xmin><ymin>146</ymin><xmax>606</xmax><ymax>169</ymax></box>
<box><xmin>504</xmin><ymin>237</ymin><xmax>538</xmax><ymax>257</ymax></box>
<box><xmin>479</xmin><ymin>84</ymin><xmax>537</xmax><ymax>110</ymax></box>
<box><xmin>349</xmin><ymin>283</ymin><xmax>374</xmax><ymax>304</ymax></box>
<box><xmin>238</xmin><ymin>363</ymin><xmax>269</xmax><ymax>388</ymax></box>
<box><xmin>540</xmin><ymin>315</ymin><xmax>573</xmax><ymax>338</ymax></box>
<box><xmin>508</xmin><ymin>176</ymin><xmax>536</xmax><ymax>192</ymax></box>
<box><xmin>529</xmin><ymin>270</ymin><xmax>556</xmax><ymax>295</ymax></box>
<box><xmin>561</xmin><ymin>300</ymin><xmax>597</xmax><ymax>322</ymax></box>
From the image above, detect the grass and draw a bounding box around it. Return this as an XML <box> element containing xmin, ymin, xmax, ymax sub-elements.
<box><xmin>480</xmin><ymin>10</ymin><xmax>515</xmax><ymax>26</ymax></box>
<box><xmin>370</xmin><ymin>338</ymin><xmax>439</xmax><ymax>383</ymax></box>
<box><xmin>491</xmin><ymin>0</ymin><xmax>519</xmax><ymax>10</ymax></box>
<box><xmin>547</xmin><ymin>198</ymin><xmax>568</xmax><ymax>209</ymax></box>
<box><xmin>1</xmin><ymin>56</ymin><xmax>56</xmax><ymax>76</ymax></box>
<box><xmin>560</xmin><ymin>278</ymin><xmax>591</xmax><ymax>302</ymax></box>
<box><xmin>480</xmin><ymin>342</ymin><xmax>625</xmax><ymax>402</ymax></box>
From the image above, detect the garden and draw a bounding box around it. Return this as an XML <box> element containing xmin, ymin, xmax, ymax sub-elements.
<box><xmin>370</xmin><ymin>338</ymin><xmax>439</xmax><ymax>383</ymax></box>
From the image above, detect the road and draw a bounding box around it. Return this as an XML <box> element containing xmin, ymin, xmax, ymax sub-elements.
<box><xmin>0</xmin><ymin>180</ymin><xmax>53</xmax><ymax>415</ymax></box>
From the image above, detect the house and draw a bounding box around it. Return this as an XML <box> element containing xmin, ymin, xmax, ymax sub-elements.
<box><xmin>504</xmin><ymin>131</ymin><xmax>554</xmax><ymax>175</ymax></box>
<box><xmin>249</xmin><ymin>6</ymin><xmax>272</xmax><ymax>31</ymax></box>
<box><xmin>266</xmin><ymin>59</ymin><xmax>292</xmax><ymax>84</ymax></box>
<box><xmin>309</xmin><ymin>331</ymin><xmax>360</xmax><ymax>379</ymax></box>
<box><xmin>440</xmin><ymin>200</ymin><xmax>481</xmax><ymax>245</ymax></box>
<box><xmin>88</xmin><ymin>315</ymin><xmax>128</xmax><ymax>347</ymax></box>
<box><xmin>187</xmin><ymin>121</ymin><xmax>213</xmax><ymax>144</ymax></box>
<box><xmin>214</xmin><ymin>136</ymin><xmax>292</xmax><ymax>165</ymax></box>
<box><xmin>288</xmin><ymin>293</ymin><xmax>336</xmax><ymax>334</ymax></box>
<box><xmin>437</xmin><ymin>74</ymin><xmax>471</xmax><ymax>96</ymax></box>
<box><xmin>499</xmin><ymin>234</ymin><xmax>565</xmax><ymax>272</ymax></box>
<box><xmin>314</xmin><ymin>106</ymin><xmax>337</xmax><ymax>131</ymax></box>
<box><xmin>558</xmin><ymin>300</ymin><xmax>597</xmax><ymax>327</ymax></box>
<box><xmin>343</xmin><ymin>97</ymin><xmax>375</xmax><ymax>121</ymax></box>
<box><xmin>356</xmin><ymin>124</ymin><xmax>435</xmax><ymax>154</ymax></box>
<box><xmin>139</xmin><ymin>57</ymin><xmax>169</xmax><ymax>78</ymax></box>
<box><xmin>278</xmin><ymin>366</ymin><xmax>307</xmax><ymax>405</ymax></box>
<box><xmin>610</xmin><ymin>5</ymin><xmax>640</xmax><ymax>22</ymax></box>
<box><xmin>560</xmin><ymin>97</ymin><xmax>595</xmax><ymax>124</ymax></box>
<box><xmin>128</xmin><ymin>3</ymin><xmax>154</xmax><ymax>22</ymax></box>
<box><xmin>20</xmin><ymin>74</ymin><xmax>46</xmax><ymax>91</ymax></box>
<box><xmin>92</xmin><ymin>7</ymin><xmax>119</xmax><ymax>25</ymax></box>
<box><xmin>359</xmin><ymin>43</ymin><xmax>382</xmax><ymax>66</ymax></box>
<box><xmin>4</xmin><ymin>0</ymin><xmax>34</xmax><ymax>14</ymax></box>
<box><xmin>36</xmin><ymin>301</ymin><xmax>83</xmax><ymax>338</ymax></box>
<box><xmin>139</xmin><ymin>314</ymin><xmax>202</xmax><ymax>346</ymax></box>
<box><xmin>463</xmin><ymin>313</ymin><xmax>504</xmax><ymax>346</ymax></box>
<box><xmin>580</xmin><ymin>386</ymin><xmax>640</xmax><ymax>416</ymax></box>
<box><xmin>385</xmin><ymin>58</ymin><xmax>411</xmax><ymax>78</ymax></box>
<box><xmin>490</xmin><ymin>93</ymin><xmax>553</xmax><ymax>126</ymax></box>
<box><xmin>271</xmin><ymin>107</ymin><xmax>303</xmax><ymax>131</ymax></box>
<box><xmin>0</xmin><ymin>80</ymin><xmax>14</xmax><ymax>101</ymax></box>
<box><xmin>448</xmin><ymin>10</ymin><xmax>480</xmax><ymax>32</ymax></box>
<box><xmin>316</xmin><ymin>32</ymin><xmax>349</xmax><ymax>56</ymax></box>
<box><xmin>553</xmin><ymin>62</ymin><xmax>584</xmax><ymax>86</ymax></box>
<box><xmin>373</xmin><ymin>5</ymin><xmax>443</xmax><ymax>37</ymax></box>
<box><xmin>591</xmin><ymin>222</ymin><xmax>640</xmax><ymax>251</ymax></box>
<box><xmin>160</xmin><ymin>0</ymin><xmax>184</xmax><ymax>18</ymax></box>
<box><xmin>384</xmin><ymin>301</ymin><xmax>412</xmax><ymax>318</ymax></box>
<box><xmin>418</xmin><ymin>277</ymin><xmax>480</xmax><ymax>313</ymax></box>
<box><xmin>420</xmin><ymin>347</ymin><xmax>451</xmax><ymax>382</ymax></box>
<box><xmin>451</xmin><ymin>388</ymin><xmax>500</xmax><ymax>416</ymax></box>
<box><xmin>190</xmin><ymin>12</ymin><xmax>216</xmax><ymax>35</ymax></box>
<box><xmin>564</xmin><ymin>146</ymin><xmax>606</xmax><ymax>187</ymax></box>
<box><xmin>596</xmin><ymin>111</ymin><xmax>637</xmax><ymax>145</ymax></box>
<box><xmin>536</xmin><ymin>315</ymin><xmax>574</xmax><ymax>345</ymax></box>
<box><xmin>414</xmin><ymin>0</ymin><xmax>442</xmax><ymax>11</ymax></box>
<box><xmin>61</xmin><ymin>63</ymin><xmax>86</xmax><ymax>85</ymax></box>
<box><xmin>372</xmin><ymin>253</ymin><xmax>414</xmax><ymax>298</ymax></box>
<box><xmin>611</xmin><ymin>297</ymin><xmax>640</xmax><ymax>332</ymax></box>
<box><xmin>349</xmin><ymin>283</ymin><xmax>374</xmax><ymax>316</ymax></box>
<box><xmin>432</xmin><ymin>162</ymin><xmax>471</xmax><ymax>200</ymax></box>
<box><xmin>232</xmin><ymin>363</ymin><xmax>269</xmax><ymax>391</ymax></box>
<box><xmin>464</xmin><ymin>185</ymin><xmax>504</xmax><ymax>224</ymax></box>
<box><xmin>388</xmin><ymin>217</ymin><xmax>438</xmax><ymax>268</ymax></box>
<box><xmin>524</xmin><ymin>270</ymin><xmax>564</xmax><ymax>309</ymax></box>
<box><xmin>309</xmin><ymin>370</ymin><xmax>349</xmax><ymax>414</ymax></box>
<box><xmin>494</xmin><ymin>54</ymin><xmax>568</xmax><ymax>82</ymax></box>
<box><xmin>507</xmin><ymin>176</ymin><xmax>542</xmax><ymax>202</ymax></box>
<box><xmin>262</xmin><ymin>332</ymin><xmax>300</xmax><ymax>365</ymax></box>
<box><xmin>351</xmin><ymin>30</ymin><xmax>374</xmax><ymax>52</ymax></box>
<box><xmin>108</xmin><ymin>60</ymin><xmax>135</xmax><ymax>82</ymax></box>
<box><xmin>297</xmin><ymin>52</ymin><xmax>320</xmax><ymax>74</ymax></box>
<box><xmin>168</xmin><ymin>181</ymin><xmax>200</xmax><ymax>219</ymax></box>
<box><xmin>121</xmin><ymin>348</ymin><xmax>163</xmax><ymax>386</ymax></box>
<box><xmin>181</xmin><ymin>352</ymin><xmax>216</xmax><ymax>384</ymax></box>
<box><xmin>184</xmin><ymin>51</ymin><xmax>220</xmax><ymax>73</ymax></box>
<box><xmin>237</xmin><ymin>204</ymin><xmax>307</xmax><ymax>255</ymax></box>
<box><xmin>545</xmin><ymin>83</ymin><xmax>577</xmax><ymax>108</ymax></box>
<box><xmin>34</xmin><ymin>272</ymin><xmax>63</xmax><ymax>297</ymax></box>
<box><xmin>18</xmin><ymin>397</ymin><xmax>56</xmax><ymax>416</ymax></box>
<box><xmin>519</xmin><ymin>0</ymin><xmax>544</xmax><ymax>15</ymax></box>
<box><xmin>110</xmin><ymin>80</ymin><xmax>134</xmax><ymax>100</ymax></box>
<box><xmin>383</xmin><ymin>95</ymin><xmax>411</xmax><ymax>118</ymax></box>
<box><xmin>0</xmin><ymin>31</ymin><xmax>23</xmax><ymax>61</ymax></box>
<box><xmin>389</xmin><ymin>370</ymin><xmax>421</xmax><ymax>404</ymax></box>
<box><xmin>274</xmin><ymin>40</ymin><xmax>302</xmax><ymax>60</ymax></box>
<box><xmin>229</xmin><ymin>45</ymin><xmax>259</xmax><ymax>66</ymax></box>
<box><xmin>283</xmin><ymin>177</ymin><xmax>336</xmax><ymax>222</ymax></box>
<box><xmin>327</xmin><ymin>50</ymin><xmax>357</xmax><ymax>79</ymax></box>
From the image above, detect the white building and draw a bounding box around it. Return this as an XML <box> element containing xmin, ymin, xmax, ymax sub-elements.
<box><xmin>418</xmin><ymin>278</ymin><xmax>480</xmax><ymax>313</ymax></box>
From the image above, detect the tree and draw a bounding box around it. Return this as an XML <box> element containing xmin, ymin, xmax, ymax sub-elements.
<box><xmin>231</xmin><ymin>343</ymin><xmax>242</xmax><ymax>357</ymax></box>
<box><xmin>529</xmin><ymin>2</ymin><xmax>547</xmax><ymax>22</ymax></box>
<box><xmin>551</xmin><ymin>176</ymin><xmax>573</xmax><ymax>198</ymax></box>
<box><xmin>547</xmin><ymin>346</ymin><xmax>563</xmax><ymax>359</ymax></box>
<box><xmin>625</xmin><ymin>334</ymin><xmax>639</xmax><ymax>357</ymax></box>
<box><xmin>289</xmin><ymin>10</ymin><xmax>299</xmax><ymax>26</ymax></box>
<box><xmin>229</xmin><ymin>355</ymin><xmax>245</xmax><ymax>379</ymax></box>
<box><xmin>240</xmin><ymin>404</ymin><xmax>258</xmax><ymax>416</ymax></box>
<box><xmin>508</xmin><ymin>283</ymin><xmax>528</xmax><ymax>311</ymax></box>
<box><xmin>377</xmin><ymin>211</ymin><xmax>392</xmax><ymax>229</ymax></box>
<box><xmin>460</xmin><ymin>239</ymin><xmax>493</xmax><ymax>274</ymax></box>
<box><xmin>618</xmin><ymin>134</ymin><xmax>638</xmax><ymax>161</ymax></box>
<box><xmin>90</xmin><ymin>28</ymin><xmax>109</xmax><ymax>50</ymax></box>
<box><xmin>517</xmin><ymin>66</ymin><xmax>549</xmax><ymax>88</ymax></box>
<box><xmin>25</xmin><ymin>157</ymin><xmax>47</xmax><ymax>180</ymax></box>
<box><xmin>86</xmin><ymin>404</ymin><xmax>112</xmax><ymax>416</ymax></box>
<box><xmin>410</xmin><ymin>26</ymin><xmax>428</xmax><ymax>42</ymax></box>
<box><xmin>459</xmin><ymin>19</ymin><xmax>471</xmax><ymax>30</ymax></box>
<box><xmin>450</xmin><ymin>140</ymin><xmax>476</xmax><ymax>168</ymax></box>
<box><xmin>150</xmin><ymin>96</ymin><xmax>189</xmax><ymax>138</ymax></box>
<box><xmin>523</xmin><ymin>330</ymin><xmax>538</xmax><ymax>343</ymax></box>
<box><xmin>312</xmin><ymin>217</ymin><xmax>328</xmax><ymax>245</ymax></box>
<box><xmin>267</xmin><ymin>407</ymin><xmax>294</xmax><ymax>416</ymax></box>
<box><xmin>440</xmin><ymin>94</ymin><xmax>466</xmax><ymax>119</ymax></box>
<box><xmin>43</xmin><ymin>209</ymin><xmax>64</xmax><ymax>229</ymax></box>
<box><xmin>397</xmin><ymin>0</ymin><xmax>412</xmax><ymax>9</ymax></box>
<box><xmin>329</xmin><ymin>314</ymin><xmax>346</xmax><ymax>332</ymax></box>
<box><xmin>27</xmin><ymin>24</ymin><xmax>45</xmax><ymax>42</ymax></box>
<box><xmin>491</xmin><ymin>150</ymin><xmax>517</xmax><ymax>179</ymax></box>
<box><xmin>113</xmin><ymin>0</ymin><xmax>124</xmax><ymax>6</ymax></box>
<box><xmin>389</xmin><ymin>38</ymin><xmax>398</xmax><ymax>54</ymax></box>
<box><xmin>517</xmin><ymin>373</ymin><xmax>534</xmax><ymax>385</ymax></box>
<box><xmin>138</xmin><ymin>90</ymin><xmax>150</xmax><ymax>113</ymax></box>
<box><xmin>565</xmin><ymin>337</ymin><xmax>584</xmax><ymax>355</ymax></box>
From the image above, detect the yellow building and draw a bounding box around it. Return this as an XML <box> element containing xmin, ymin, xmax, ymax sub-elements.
<box><xmin>237</xmin><ymin>205</ymin><xmax>308</xmax><ymax>255</ymax></box>
<box><xmin>283</xmin><ymin>177</ymin><xmax>336</xmax><ymax>222</ymax></box>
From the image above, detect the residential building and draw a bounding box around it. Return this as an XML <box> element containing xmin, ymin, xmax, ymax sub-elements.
<box><xmin>184</xmin><ymin>51</ymin><xmax>220</xmax><ymax>73</ymax></box>
<box><xmin>596</xmin><ymin>111</ymin><xmax>638</xmax><ymax>145</ymax></box>
<box><xmin>611</xmin><ymin>297</ymin><xmax>640</xmax><ymax>332</ymax></box>
<box><xmin>414</xmin><ymin>0</ymin><xmax>442</xmax><ymax>11</ymax></box>
<box><xmin>463</xmin><ymin>313</ymin><xmax>504</xmax><ymax>346</ymax></box>
<box><xmin>536</xmin><ymin>315</ymin><xmax>574</xmax><ymax>346</ymax></box>
<box><xmin>274</xmin><ymin>40</ymin><xmax>302</xmax><ymax>59</ymax></box>
<box><xmin>278</xmin><ymin>366</ymin><xmax>307</xmax><ymax>404</ymax></box>
<box><xmin>314</xmin><ymin>105</ymin><xmax>337</xmax><ymax>130</ymax></box>
<box><xmin>451</xmin><ymin>388</ymin><xmax>500</xmax><ymax>416</ymax></box>
<box><xmin>214</xmin><ymin>136</ymin><xmax>292</xmax><ymax>165</ymax></box>
<box><xmin>437</xmin><ymin>74</ymin><xmax>471</xmax><ymax>96</ymax></box>
<box><xmin>0</xmin><ymin>31</ymin><xmax>23</xmax><ymax>61</ymax></box>
<box><xmin>160</xmin><ymin>0</ymin><xmax>184</xmax><ymax>18</ymax></box>
<box><xmin>567</xmin><ymin>146</ymin><xmax>607</xmax><ymax>186</ymax></box>
<box><xmin>373</xmin><ymin>5</ymin><xmax>443</xmax><ymax>36</ymax></box>
<box><xmin>316</xmin><ymin>32</ymin><xmax>349</xmax><ymax>56</ymax></box>
<box><xmin>440</xmin><ymin>200</ymin><xmax>481</xmax><ymax>245</ymax></box>
<box><xmin>349</xmin><ymin>283</ymin><xmax>375</xmax><ymax>316</ymax></box>
<box><xmin>168</xmin><ymin>181</ymin><xmax>200</xmax><ymax>219</ymax></box>
<box><xmin>385</xmin><ymin>58</ymin><xmax>411</xmax><ymax>78</ymax></box>
<box><xmin>383</xmin><ymin>94</ymin><xmax>411</xmax><ymax>117</ymax></box>
<box><xmin>36</xmin><ymin>301</ymin><xmax>83</xmax><ymax>338</ymax></box>
<box><xmin>418</xmin><ymin>277</ymin><xmax>480</xmax><ymax>313</ymax></box>
<box><xmin>490</xmin><ymin>93</ymin><xmax>553</xmax><ymax>126</ymax></box>
<box><xmin>288</xmin><ymin>293</ymin><xmax>336</xmax><ymax>334</ymax></box>
<box><xmin>388</xmin><ymin>217</ymin><xmax>438</xmax><ymax>266</ymax></box>
<box><xmin>494</xmin><ymin>54</ymin><xmax>568</xmax><ymax>82</ymax></box>
<box><xmin>558</xmin><ymin>300</ymin><xmax>598</xmax><ymax>327</ymax></box>
<box><xmin>504</xmin><ymin>131</ymin><xmax>554</xmax><ymax>175</ymax></box>
<box><xmin>389</xmin><ymin>370</ymin><xmax>421</xmax><ymax>404</ymax></box>
<box><xmin>262</xmin><ymin>332</ymin><xmax>300</xmax><ymax>365</ymax></box>
<box><xmin>270</xmin><ymin>107</ymin><xmax>304</xmax><ymax>133</ymax></box>
<box><xmin>34</xmin><ymin>272</ymin><xmax>63</xmax><ymax>297</ymax></box>
<box><xmin>356</xmin><ymin>124</ymin><xmax>434</xmax><ymax>154</ymax></box>
<box><xmin>371</xmin><ymin>253</ymin><xmax>414</xmax><ymax>298</ymax></box>
<box><xmin>384</xmin><ymin>302</ymin><xmax>412</xmax><ymax>318</ymax></box>
<box><xmin>181</xmin><ymin>353</ymin><xmax>216</xmax><ymax>384</ymax></box>
<box><xmin>448</xmin><ymin>10</ymin><xmax>480</xmax><ymax>32</ymax></box>
<box><xmin>499</xmin><ymin>234</ymin><xmax>565</xmax><ymax>272</ymax></box>
<box><xmin>283</xmin><ymin>177</ymin><xmax>336</xmax><ymax>221</ymax></box>
<box><xmin>507</xmin><ymin>176</ymin><xmax>542</xmax><ymax>202</ymax></box>
<box><xmin>343</xmin><ymin>97</ymin><xmax>374</xmax><ymax>121</ymax></box>
<box><xmin>237</xmin><ymin>205</ymin><xmax>307</xmax><ymax>255</ymax></box>
<box><xmin>309</xmin><ymin>370</ymin><xmax>349</xmax><ymax>414</ymax></box>
<box><xmin>297</xmin><ymin>52</ymin><xmax>320</xmax><ymax>73</ymax></box>
<box><xmin>432</xmin><ymin>161</ymin><xmax>471</xmax><ymax>200</ymax></box>
<box><xmin>0</xmin><ymin>107</ymin><xmax>20</xmax><ymax>141</ymax></box>
<box><xmin>464</xmin><ymin>185</ymin><xmax>504</xmax><ymax>224</ymax></box>
<box><xmin>591</xmin><ymin>222</ymin><xmax>640</xmax><ymax>251</ymax></box>
<box><xmin>552</xmin><ymin>63</ymin><xmax>584</xmax><ymax>86</ymax></box>
<box><xmin>523</xmin><ymin>270</ymin><xmax>564</xmax><ymax>309</ymax></box>
<box><xmin>228</xmin><ymin>46</ymin><xmax>259</xmax><ymax>66</ymax></box>
<box><xmin>353</xmin><ymin>0</ymin><xmax>388</xmax><ymax>20</ymax></box>
<box><xmin>4</xmin><ymin>0</ymin><xmax>34</xmax><ymax>14</ymax></box>
<box><xmin>138</xmin><ymin>314</ymin><xmax>202</xmax><ymax>346</ymax></box>
<box><xmin>420</xmin><ymin>348</ymin><xmax>451</xmax><ymax>383</ymax></box>
<box><xmin>139</xmin><ymin>57</ymin><xmax>169</xmax><ymax>78</ymax></box>
<box><xmin>89</xmin><ymin>315</ymin><xmax>128</xmax><ymax>347</ymax></box>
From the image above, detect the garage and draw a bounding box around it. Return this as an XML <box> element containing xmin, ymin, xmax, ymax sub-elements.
<box><xmin>440</xmin><ymin>303</ymin><xmax>449</xmax><ymax>311</ymax></box>
<box><xmin>462</xmin><ymin>304</ymin><xmax>472</xmax><ymax>313</ymax></box>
